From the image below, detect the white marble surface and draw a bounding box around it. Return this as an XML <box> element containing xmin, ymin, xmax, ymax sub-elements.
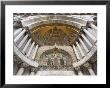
<box><xmin>36</xmin><ymin>71</ymin><xmax>75</xmax><ymax>76</ymax></box>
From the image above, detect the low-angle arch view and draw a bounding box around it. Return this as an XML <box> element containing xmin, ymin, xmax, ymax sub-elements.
<box><xmin>13</xmin><ymin>13</ymin><xmax>97</xmax><ymax>76</ymax></box>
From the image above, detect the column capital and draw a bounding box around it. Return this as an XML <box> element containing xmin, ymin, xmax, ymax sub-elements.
<box><xmin>23</xmin><ymin>26</ymin><xmax>30</xmax><ymax>34</ymax></box>
<box><xmin>19</xmin><ymin>62</ymin><xmax>29</xmax><ymax>68</ymax></box>
<box><xmin>30</xmin><ymin>67</ymin><xmax>39</xmax><ymax>72</ymax></box>
<box><xmin>14</xmin><ymin>20</ymin><xmax>23</xmax><ymax>28</ymax></box>
<box><xmin>14</xmin><ymin>58</ymin><xmax>22</xmax><ymax>65</ymax></box>
<box><xmin>90</xmin><ymin>57</ymin><xmax>97</xmax><ymax>63</ymax></box>
<box><xmin>81</xmin><ymin>26</ymin><xmax>86</xmax><ymax>30</ymax></box>
<box><xmin>31</xmin><ymin>67</ymin><xmax>36</xmax><ymax>72</ymax></box>
<box><xmin>75</xmin><ymin>67</ymin><xmax>83</xmax><ymax>75</ymax></box>
<box><xmin>14</xmin><ymin>55</ymin><xmax>23</xmax><ymax>66</ymax></box>
<box><xmin>23</xmin><ymin>26</ymin><xmax>29</xmax><ymax>30</ymax></box>
<box><xmin>74</xmin><ymin>67</ymin><xmax>81</xmax><ymax>71</ymax></box>
<box><xmin>83</xmin><ymin>62</ymin><xmax>92</xmax><ymax>69</ymax></box>
<box><xmin>86</xmin><ymin>21</ymin><xmax>94</xmax><ymax>28</ymax></box>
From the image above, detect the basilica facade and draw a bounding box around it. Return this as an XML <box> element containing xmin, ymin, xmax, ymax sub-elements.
<box><xmin>13</xmin><ymin>13</ymin><xmax>97</xmax><ymax>76</ymax></box>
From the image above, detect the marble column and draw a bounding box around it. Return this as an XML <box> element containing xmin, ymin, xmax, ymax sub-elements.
<box><xmin>14</xmin><ymin>29</ymin><xmax>26</xmax><ymax>42</ymax></box>
<box><xmin>32</xmin><ymin>45</ymin><xmax>38</xmax><ymax>60</ymax></box>
<box><xmin>18</xmin><ymin>34</ymin><xmax>28</xmax><ymax>48</ymax></box>
<box><xmin>76</xmin><ymin>42</ymin><xmax>85</xmax><ymax>57</ymax></box>
<box><xmin>78</xmin><ymin>70</ymin><xmax>83</xmax><ymax>75</ymax></box>
<box><xmin>81</xmin><ymin>34</ymin><xmax>92</xmax><ymax>48</ymax></box>
<box><xmin>27</xmin><ymin>42</ymin><xmax>35</xmax><ymax>57</ymax></box>
<box><xmin>73</xmin><ymin>44</ymin><xmax>80</xmax><ymax>60</ymax></box>
<box><xmin>83</xmin><ymin>29</ymin><xmax>96</xmax><ymax>42</ymax></box>
<box><xmin>16</xmin><ymin>67</ymin><xmax>24</xmax><ymax>75</ymax></box>
<box><xmin>79</xmin><ymin>38</ymin><xmax>89</xmax><ymax>53</ymax></box>
<box><xmin>14</xmin><ymin>28</ymin><xmax>22</xmax><ymax>36</ymax></box>
<box><xmin>88</xmin><ymin>68</ymin><xmax>95</xmax><ymax>75</ymax></box>
<box><xmin>22</xmin><ymin>38</ymin><xmax>31</xmax><ymax>54</ymax></box>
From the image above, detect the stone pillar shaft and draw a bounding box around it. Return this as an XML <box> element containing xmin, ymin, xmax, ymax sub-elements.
<box><xmin>16</xmin><ymin>67</ymin><xmax>24</xmax><ymax>75</ymax></box>
<box><xmin>14</xmin><ymin>29</ymin><xmax>26</xmax><ymax>42</ymax></box>
<box><xmin>88</xmin><ymin>68</ymin><xmax>95</xmax><ymax>75</ymax></box>
<box><xmin>73</xmin><ymin>44</ymin><xmax>80</xmax><ymax>60</ymax></box>
<box><xmin>27</xmin><ymin>42</ymin><xmax>35</xmax><ymax>57</ymax></box>
<box><xmin>78</xmin><ymin>70</ymin><xmax>83</xmax><ymax>75</ymax></box>
<box><xmin>81</xmin><ymin>34</ymin><xmax>92</xmax><ymax>48</ymax></box>
<box><xmin>76</xmin><ymin>42</ymin><xmax>85</xmax><ymax>57</ymax></box>
<box><xmin>18</xmin><ymin>34</ymin><xmax>28</xmax><ymax>48</ymax></box>
<box><xmin>83</xmin><ymin>29</ymin><xmax>96</xmax><ymax>42</ymax></box>
<box><xmin>22</xmin><ymin>38</ymin><xmax>31</xmax><ymax>53</ymax></box>
<box><xmin>14</xmin><ymin>28</ymin><xmax>22</xmax><ymax>36</ymax></box>
<box><xmin>32</xmin><ymin>45</ymin><xmax>38</xmax><ymax>60</ymax></box>
<box><xmin>79</xmin><ymin>38</ymin><xmax>89</xmax><ymax>53</ymax></box>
